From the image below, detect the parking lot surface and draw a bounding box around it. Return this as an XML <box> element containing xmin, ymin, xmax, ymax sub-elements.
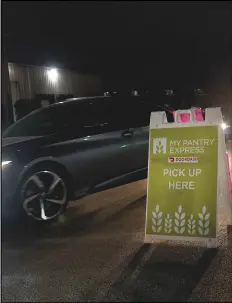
<box><xmin>2</xmin><ymin>180</ymin><xmax>232</xmax><ymax>302</ymax></box>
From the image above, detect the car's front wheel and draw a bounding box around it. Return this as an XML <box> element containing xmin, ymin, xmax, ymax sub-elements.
<box><xmin>20</xmin><ymin>169</ymin><xmax>69</xmax><ymax>221</ymax></box>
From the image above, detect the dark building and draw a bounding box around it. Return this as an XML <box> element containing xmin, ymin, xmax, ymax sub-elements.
<box><xmin>8</xmin><ymin>62</ymin><xmax>103</xmax><ymax>120</ymax></box>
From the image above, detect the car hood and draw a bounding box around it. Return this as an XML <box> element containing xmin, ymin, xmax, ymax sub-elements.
<box><xmin>2</xmin><ymin>136</ymin><xmax>43</xmax><ymax>147</ymax></box>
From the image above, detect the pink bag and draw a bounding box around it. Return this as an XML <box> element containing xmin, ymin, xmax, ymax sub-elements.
<box><xmin>172</xmin><ymin>108</ymin><xmax>204</xmax><ymax>122</ymax></box>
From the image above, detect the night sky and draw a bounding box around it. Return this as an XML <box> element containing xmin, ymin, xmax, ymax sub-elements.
<box><xmin>2</xmin><ymin>1</ymin><xmax>232</xmax><ymax>91</ymax></box>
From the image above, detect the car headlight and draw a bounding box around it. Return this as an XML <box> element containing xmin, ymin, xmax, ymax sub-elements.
<box><xmin>2</xmin><ymin>161</ymin><xmax>12</xmax><ymax>168</ymax></box>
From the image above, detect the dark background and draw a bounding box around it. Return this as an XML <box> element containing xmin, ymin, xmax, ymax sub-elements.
<box><xmin>2</xmin><ymin>1</ymin><xmax>232</xmax><ymax>92</ymax></box>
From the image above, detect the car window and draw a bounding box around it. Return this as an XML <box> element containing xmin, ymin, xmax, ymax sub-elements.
<box><xmin>108</xmin><ymin>98</ymin><xmax>174</xmax><ymax>130</ymax></box>
<box><xmin>109</xmin><ymin>99</ymin><xmax>152</xmax><ymax>129</ymax></box>
<box><xmin>130</xmin><ymin>101</ymin><xmax>152</xmax><ymax>127</ymax></box>
<box><xmin>3</xmin><ymin>109</ymin><xmax>56</xmax><ymax>137</ymax></box>
<box><xmin>51</xmin><ymin>99</ymin><xmax>110</xmax><ymax>132</ymax></box>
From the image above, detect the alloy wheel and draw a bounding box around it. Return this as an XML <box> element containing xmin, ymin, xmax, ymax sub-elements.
<box><xmin>21</xmin><ymin>170</ymin><xmax>67</xmax><ymax>221</ymax></box>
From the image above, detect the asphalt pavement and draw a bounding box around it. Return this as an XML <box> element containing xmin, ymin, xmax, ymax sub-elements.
<box><xmin>2</xmin><ymin>180</ymin><xmax>232</xmax><ymax>302</ymax></box>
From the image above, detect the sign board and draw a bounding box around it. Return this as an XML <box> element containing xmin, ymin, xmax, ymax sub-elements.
<box><xmin>145</xmin><ymin>108</ymin><xmax>232</xmax><ymax>247</ymax></box>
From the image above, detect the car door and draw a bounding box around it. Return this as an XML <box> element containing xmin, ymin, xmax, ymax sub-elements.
<box><xmin>110</xmin><ymin>99</ymin><xmax>171</xmax><ymax>176</ymax></box>
<box><xmin>109</xmin><ymin>98</ymin><xmax>151</xmax><ymax>175</ymax></box>
<box><xmin>87</xmin><ymin>98</ymin><xmax>148</xmax><ymax>184</ymax></box>
<box><xmin>46</xmin><ymin>98</ymin><xmax>146</xmax><ymax>191</ymax></box>
<box><xmin>44</xmin><ymin>100</ymin><xmax>115</xmax><ymax>190</ymax></box>
<box><xmin>71</xmin><ymin>98</ymin><xmax>152</xmax><ymax>188</ymax></box>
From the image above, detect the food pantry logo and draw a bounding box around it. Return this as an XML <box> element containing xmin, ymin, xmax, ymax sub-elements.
<box><xmin>153</xmin><ymin>137</ymin><xmax>167</xmax><ymax>154</ymax></box>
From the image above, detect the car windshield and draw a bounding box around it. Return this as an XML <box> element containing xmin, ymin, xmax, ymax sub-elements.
<box><xmin>3</xmin><ymin>109</ymin><xmax>56</xmax><ymax>138</ymax></box>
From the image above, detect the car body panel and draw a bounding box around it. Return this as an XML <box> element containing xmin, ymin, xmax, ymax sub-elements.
<box><xmin>2</xmin><ymin>126</ymin><xmax>150</xmax><ymax>197</ymax></box>
<box><xmin>2</xmin><ymin>96</ymin><xmax>172</xmax><ymax>218</ymax></box>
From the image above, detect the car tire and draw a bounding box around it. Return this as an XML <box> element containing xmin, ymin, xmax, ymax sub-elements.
<box><xmin>16</xmin><ymin>165</ymin><xmax>70</xmax><ymax>222</ymax></box>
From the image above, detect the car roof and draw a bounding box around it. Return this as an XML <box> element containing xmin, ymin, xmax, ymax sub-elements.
<box><xmin>13</xmin><ymin>94</ymin><xmax>172</xmax><ymax>123</ymax></box>
<box><xmin>64</xmin><ymin>96</ymin><xmax>109</xmax><ymax>102</ymax></box>
<box><xmin>29</xmin><ymin>95</ymin><xmax>172</xmax><ymax>119</ymax></box>
<box><xmin>50</xmin><ymin>95</ymin><xmax>170</xmax><ymax>108</ymax></box>
<box><xmin>47</xmin><ymin>95</ymin><xmax>109</xmax><ymax>109</ymax></box>
<box><xmin>40</xmin><ymin>95</ymin><xmax>151</xmax><ymax>110</ymax></box>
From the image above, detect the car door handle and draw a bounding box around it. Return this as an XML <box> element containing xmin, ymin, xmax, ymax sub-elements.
<box><xmin>121</xmin><ymin>130</ymin><xmax>134</xmax><ymax>138</ymax></box>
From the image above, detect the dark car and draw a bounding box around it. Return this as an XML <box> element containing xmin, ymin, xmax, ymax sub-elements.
<box><xmin>2</xmin><ymin>95</ymin><xmax>173</xmax><ymax>221</ymax></box>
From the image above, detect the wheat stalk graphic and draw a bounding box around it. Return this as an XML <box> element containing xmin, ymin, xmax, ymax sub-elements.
<box><xmin>152</xmin><ymin>204</ymin><xmax>163</xmax><ymax>233</ymax></box>
<box><xmin>156</xmin><ymin>140</ymin><xmax>163</xmax><ymax>154</ymax></box>
<box><xmin>188</xmin><ymin>214</ymin><xmax>196</xmax><ymax>235</ymax></box>
<box><xmin>174</xmin><ymin>205</ymin><xmax>185</xmax><ymax>234</ymax></box>
<box><xmin>153</xmin><ymin>137</ymin><xmax>167</xmax><ymax>154</ymax></box>
<box><xmin>164</xmin><ymin>213</ymin><xmax>172</xmax><ymax>233</ymax></box>
<box><xmin>198</xmin><ymin>205</ymin><xmax>210</xmax><ymax>236</ymax></box>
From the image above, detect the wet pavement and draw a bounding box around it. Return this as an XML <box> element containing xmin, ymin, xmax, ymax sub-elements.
<box><xmin>2</xmin><ymin>180</ymin><xmax>232</xmax><ymax>302</ymax></box>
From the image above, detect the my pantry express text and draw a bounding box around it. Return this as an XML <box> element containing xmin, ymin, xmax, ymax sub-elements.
<box><xmin>170</xmin><ymin>139</ymin><xmax>215</xmax><ymax>154</ymax></box>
